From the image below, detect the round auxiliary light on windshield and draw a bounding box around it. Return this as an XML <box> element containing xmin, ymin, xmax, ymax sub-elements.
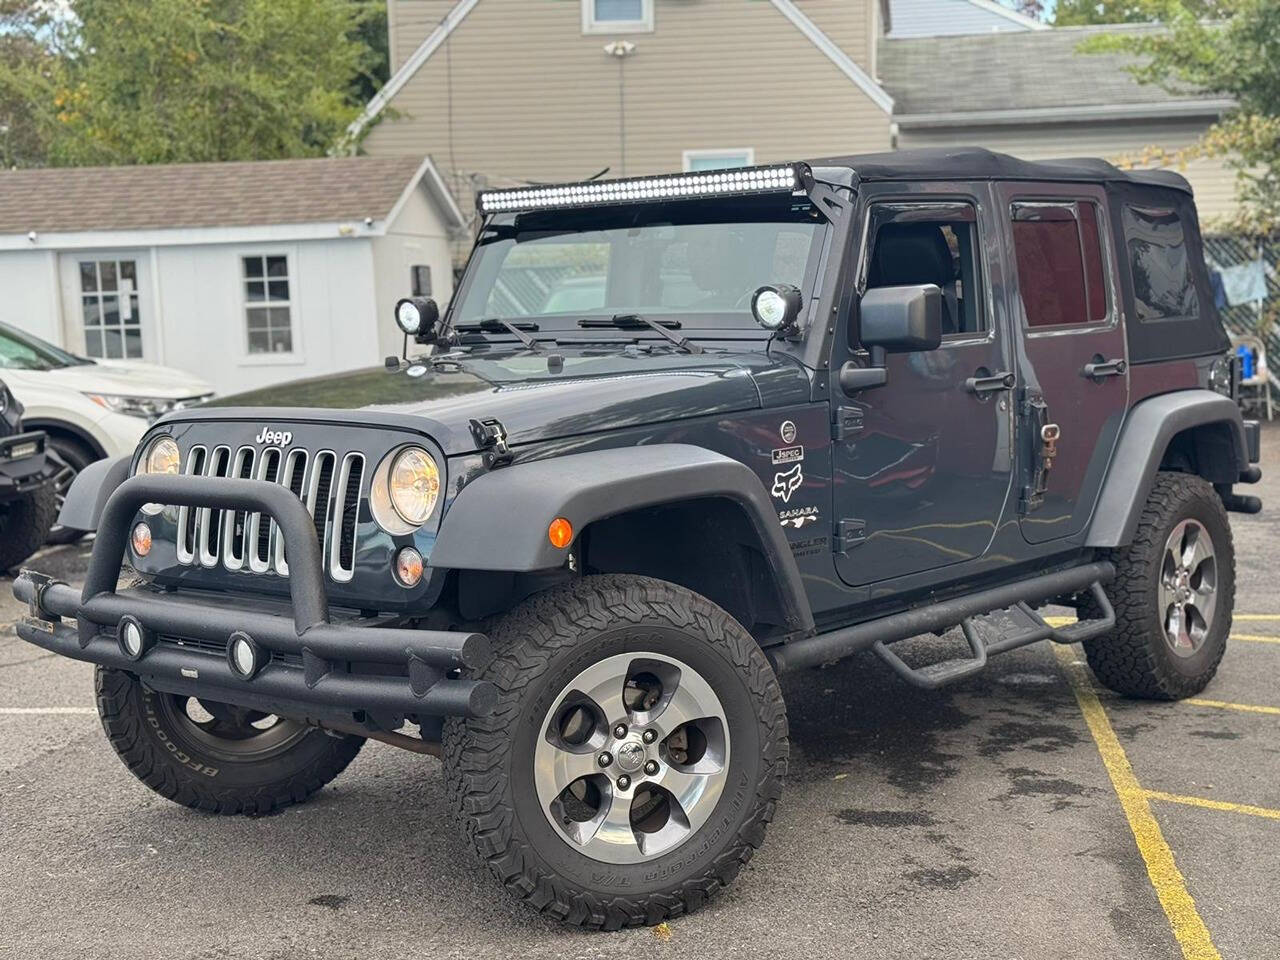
<box><xmin>227</xmin><ymin>632</ymin><xmax>262</xmax><ymax>680</ymax></box>
<box><xmin>751</xmin><ymin>284</ymin><xmax>802</xmax><ymax>332</ymax></box>
<box><xmin>394</xmin><ymin>296</ymin><xmax>440</xmax><ymax>338</ymax></box>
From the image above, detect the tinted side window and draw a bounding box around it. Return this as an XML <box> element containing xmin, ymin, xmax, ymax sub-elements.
<box><xmin>1123</xmin><ymin>204</ymin><xmax>1199</xmax><ymax>322</ymax></box>
<box><xmin>1011</xmin><ymin>202</ymin><xmax>1108</xmax><ymax>328</ymax></box>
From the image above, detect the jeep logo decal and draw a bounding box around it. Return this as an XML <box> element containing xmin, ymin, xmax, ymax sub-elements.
<box><xmin>255</xmin><ymin>427</ymin><xmax>293</xmax><ymax>446</ymax></box>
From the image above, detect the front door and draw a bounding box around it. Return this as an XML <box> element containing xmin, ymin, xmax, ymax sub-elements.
<box><xmin>832</xmin><ymin>189</ymin><xmax>1015</xmax><ymax>587</ymax></box>
<box><xmin>59</xmin><ymin>253</ymin><xmax>150</xmax><ymax>360</ymax></box>
<box><xmin>997</xmin><ymin>185</ymin><xmax>1130</xmax><ymax>543</ymax></box>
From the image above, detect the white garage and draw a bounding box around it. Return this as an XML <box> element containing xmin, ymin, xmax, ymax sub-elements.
<box><xmin>0</xmin><ymin>155</ymin><xmax>465</xmax><ymax>396</ymax></box>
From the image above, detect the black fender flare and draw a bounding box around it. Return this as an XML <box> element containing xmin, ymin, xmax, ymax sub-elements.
<box><xmin>431</xmin><ymin>444</ymin><xmax>815</xmax><ymax>634</ymax></box>
<box><xmin>1086</xmin><ymin>389</ymin><xmax>1248</xmax><ymax>548</ymax></box>
<box><xmin>57</xmin><ymin>455</ymin><xmax>129</xmax><ymax>533</ymax></box>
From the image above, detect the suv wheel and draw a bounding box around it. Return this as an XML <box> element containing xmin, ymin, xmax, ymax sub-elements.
<box><xmin>443</xmin><ymin>575</ymin><xmax>787</xmax><ymax>929</ymax></box>
<box><xmin>1082</xmin><ymin>471</ymin><xmax>1235</xmax><ymax>700</ymax></box>
<box><xmin>95</xmin><ymin>667</ymin><xmax>365</xmax><ymax>814</ymax></box>
<box><xmin>0</xmin><ymin>482</ymin><xmax>57</xmax><ymax>571</ymax></box>
<box><xmin>45</xmin><ymin>436</ymin><xmax>96</xmax><ymax>545</ymax></box>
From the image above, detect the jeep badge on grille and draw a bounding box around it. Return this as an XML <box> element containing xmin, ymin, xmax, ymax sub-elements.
<box><xmin>255</xmin><ymin>427</ymin><xmax>292</xmax><ymax>446</ymax></box>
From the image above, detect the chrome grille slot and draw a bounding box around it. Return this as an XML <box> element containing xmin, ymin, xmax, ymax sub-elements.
<box><xmin>329</xmin><ymin>453</ymin><xmax>365</xmax><ymax>583</ymax></box>
<box><xmin>275</xmin><ymin>448</ymin><xmax>309</xmax><ymax>575</ymax></box>
<box><xmin>247</xmin><ymin>448</ymin><xmax>281</xmax><ymax>573</ymax></box>
<box><xmin>222</xmin><ymin>446</ymin><xmax>256</xmax><ymax>570</ymax></box>
<box><xmin>197</xmin><ymin>446</ymin><xmax>230</xmax><ymax>567</ymax></box>
<box><xmin>175</xmin><ymin>446</ymin><xmax>206</xmax><ymax>564</ymax></box>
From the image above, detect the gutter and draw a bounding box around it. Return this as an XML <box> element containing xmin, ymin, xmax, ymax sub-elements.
<box><xmin>895</xmin><ymin>98</ymin><xmax>1237</xmax><ymax>129</ymax></box>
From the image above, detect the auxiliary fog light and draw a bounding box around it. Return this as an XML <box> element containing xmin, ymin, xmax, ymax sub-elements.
<box><xmin>131</xmin><ymin>522</ymin><xmax>153</xmax><ymax>557</ymax></box>
<box><xmin>227</xmin><ymin>632</ymin><xmax>263</xmax><ymax>680</ymax></box>
<box><xmin>117</xmin><ymin>616</ymin><xmax>150</xmax><ymax>661</ymax></box>
<box><xmin>395</xmin><ymin>546</ymin><xmax>425</xmax><ymax>587</ymax></box>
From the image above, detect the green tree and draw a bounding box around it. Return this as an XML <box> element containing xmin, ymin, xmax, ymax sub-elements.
<box><xmin>1053</xmin><ymin>1</ymin><xmax>1158</xmax><ymax>24</ymax></box>
<box><xmin>1082</xmin><ymin>1</ymin><xmax>1280</xmax><ymax>233</ymax></box>
<box><xmin>1</xmin><ymin>0</ymin><xmax>384</xmax><ymax>167</ymax></box>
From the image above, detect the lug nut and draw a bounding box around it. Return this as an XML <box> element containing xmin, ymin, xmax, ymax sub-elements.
<box><xmin>613</xmin><ymin>723</ymin><xmax>628</xmax><ymax>738</ymax></box>
<box><xmin>617</xmin><ymin>775</ymin><xmax>631</xmax><ymax>790</ymax></box>
<box><xmin>642</xmin><ymin>729</ymin><xmax>657</xmax><ymax>744</ymax></box>
<box><xmin>644</xmin><ymin>759</ymin><xmax>659</xmax><ymax>776</ymax></box>
<box><xmin>598</xmin><ymin>752</ymin><xmax>613</xmax><ymax>768</ymax></box>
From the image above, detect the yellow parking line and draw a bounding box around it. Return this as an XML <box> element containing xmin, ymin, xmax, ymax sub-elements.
<box><xmin>1232</xmin><ymin>633</ymin><xmax>1280</xmax><ymax>645</ymax></box>
<box><xmin>1054</xmin><ymin>646</ymin><xmax>1220</xmax><ymax>960</ymax></box>
<box><xmin>1145</xmin><ymin>790</ymin><xmax>1280</xmax><ymax>822</ymax></box>
<box><xmin>1185</xmin><ymin>698</ymin><xmax>1280</xmax><ymax>717</ymax></box>
<box><xmin>1230</xmin><ymin>614</ymin><xmax>1280</xmax><ymax>621</ymax></box>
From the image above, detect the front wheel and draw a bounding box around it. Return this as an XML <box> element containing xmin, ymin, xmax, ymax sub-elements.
<box><xmin>1083</xmin><ymin>472</ymin><xmax>1235</xmax><ymax>700</ymax></box>
<box><xmin>443</xmin><ymin>576</ymin><xmax>788</xmax><ymax>929</ymax></box>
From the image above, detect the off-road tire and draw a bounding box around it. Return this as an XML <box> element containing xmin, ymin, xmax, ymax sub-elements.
<box><xmin>95</xmin><ymin>666</ymin><xmax>365</xmax><ymax>814</ymax></box>
<box><xmin>45</xmin><ymin>435</ymin><xmax>96</xmax><ymax>545</ymax></box>
<box><xmin>0</xmin><ymin>483</ymin><xmax>57</xmax><ymax>571</ymax></box>
<box><xmin>1081</xmin><ymin>472</ymin><xmax>1234</xmax><ymax>700</ymax></box>
<box><xmin>443</xmin><ymin>575</ymin><xmax>788</xmax><ymax>929</ymax></box>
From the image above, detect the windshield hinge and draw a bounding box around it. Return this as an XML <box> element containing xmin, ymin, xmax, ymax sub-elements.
<box><xmin>469</xmin><ymin>418</ymin><xmax>513</xmax><ymax>468</ymax></box>
<box><xmin>831</xmin><ymin>406</ymin><xmax>863</xmax><ymax>441</ymax></box>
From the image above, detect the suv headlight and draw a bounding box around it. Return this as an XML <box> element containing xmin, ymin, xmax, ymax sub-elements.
<box><xmin>140</xmin><ymin>436</ymin><xmax>180</xmax><ymax>475</ymax></box>
<box><xmin>85</xmin><ymin>393</ymin><xmax>178</xmax><ymax>421</ymax></box>
<box><xmin>370</xmin><ymin>445</ymin><xmax>441</xmax><ymax>534</ymax></box>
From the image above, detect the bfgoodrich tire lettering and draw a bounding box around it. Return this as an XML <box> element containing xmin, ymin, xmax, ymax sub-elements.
<box><xmin>95</xmin><ymin>667</ymin><xmax>364</xmax><ymax>814</ymax></box>
<box><xmin>1082</xmin><ymin>472</ymin><xmax>1235</xmax><ymax>700</ymax></box>
<box><xmin>443</xmin><ymin>575</ymin><xmax>788</xmax><ymax>929</ymax></box>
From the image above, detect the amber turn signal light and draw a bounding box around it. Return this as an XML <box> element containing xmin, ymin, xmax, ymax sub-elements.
<box><xmin>548</xmin><ymin>517</ymin><xmax>573</xmax><ymax>549</ymax></box>
<box><xmin>131</xmin><ymin>522</ymin><xmax>152</xmax><ymax>557</ymax></box>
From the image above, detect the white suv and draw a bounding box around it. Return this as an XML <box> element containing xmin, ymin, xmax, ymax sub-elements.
<box><xmin>0</xmin><ymin>321</ymin><xmax>213</xmax><ymax>543</ymax></box>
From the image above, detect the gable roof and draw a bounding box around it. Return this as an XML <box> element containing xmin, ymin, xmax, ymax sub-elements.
<box><xmin>348</xmin><ymin>0</ymin><xmax>892</xmax><ymax>140</ymax></box>
<box><xmin>880</xmin><ymin>25</ymin><xmax>1233</xmax><ymax>126</ymax></box>
<box><xmin>888</xmin><ymin>0</ymin><xmax>1046</xmax><ymax>37</ymax></box>
<box><xmin>0</xmin><ymin>155</ymin><xmax>465</xmax><ymax>237</ymax></box>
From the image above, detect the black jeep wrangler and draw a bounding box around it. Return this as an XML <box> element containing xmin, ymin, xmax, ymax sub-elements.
<box><xmin>14</xmin><ymin>149</ymin><xmax>1262</xmax><ymax>929</ymax></box>
<box><xmin>0</xmin><ymin>376</ymin><xmax>58</xmax><ymax>570</ymax></box>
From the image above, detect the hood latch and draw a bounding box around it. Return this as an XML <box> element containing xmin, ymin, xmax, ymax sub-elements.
<box><xmin>469</xmin><ymin>417</ymin><xmax>513</xmax><ymax>468</ymax></box>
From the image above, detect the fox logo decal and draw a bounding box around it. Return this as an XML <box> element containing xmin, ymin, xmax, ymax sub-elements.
<box><xmin>771</xmin><ymin>463</ymin><xmax>804</xmax><ymax>503</ymax></box>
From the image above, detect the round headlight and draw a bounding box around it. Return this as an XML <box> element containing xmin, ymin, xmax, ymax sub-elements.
<box><xmin>389</xmin><ymin>447</ymin><xmax>440</xmax><ymax>526</ymax></box>
<box><xmin>142</xmin><ymin>436</ymin><xmax>180</xmax><ymax>475</ymax></box>
<box><xmin>753</xmin><ymin>289</ymin><xmax>788</xmax><ymax>329</ymax></box>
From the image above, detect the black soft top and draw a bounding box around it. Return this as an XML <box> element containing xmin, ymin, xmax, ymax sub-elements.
<box><xmin>810</xmin><ymin>147</ymin><xmax>1193</xmax><ymax>195</ymax></box>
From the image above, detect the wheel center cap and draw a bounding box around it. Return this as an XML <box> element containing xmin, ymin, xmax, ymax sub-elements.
<box><xmin>615</xmin><ymin>741</ymin><xmax>645</xmax><ymax>773</ymax></box>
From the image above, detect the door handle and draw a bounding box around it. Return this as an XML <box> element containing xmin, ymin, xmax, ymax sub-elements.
<box><xmin>1083</xmin><ymin>357</ymin><xmax>1127</xmax><ymax>380</ymax></box>
<box><xmin>964</xmin><ymin>370</ymin><xmax>1016</xmax><ymax>395</ymax></box>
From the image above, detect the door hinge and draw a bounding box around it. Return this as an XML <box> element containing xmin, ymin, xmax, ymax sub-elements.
<box><xmin>469</xmin><ymin>417</ymin><xmax>512</xmax><ymax>467</ymax></box>
<box><xmin>832</xmin><ymin>406</ymin><xmax>864</xmax><ymax>441</ymax></box>
<box><xmin>1017</xmin><ymin>393</ymin><xmax>1058</xmax><ymax>515</ymax></box>
<box><xmin>835</xmin><ymin>518</ymin><xmax>867</xmax><ymax>555</ymax></box>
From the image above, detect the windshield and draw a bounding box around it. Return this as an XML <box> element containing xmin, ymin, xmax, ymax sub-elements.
<box><xmin>451</xmin><ymin>195</ymin><xmax>828</xmax><ymax>337</ymax></box>
<box><xmin>0</xmin><ymin>321</ymin><xmax>90</xmax><ymax>371</ymax></box>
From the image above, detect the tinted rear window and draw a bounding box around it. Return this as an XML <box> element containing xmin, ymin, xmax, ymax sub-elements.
<box><xmin>1123</xmin><ymin>205</ymin><xmax>1199</xmax><ymax>323</ymax></box>
<box><xmin>1010</xmin><ymin>202</ymin><xmax>1107</xmax><ymax>328</ymax></box>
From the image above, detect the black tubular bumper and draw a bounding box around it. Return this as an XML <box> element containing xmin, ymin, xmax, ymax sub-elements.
<box><xmin>12</xmin><ymin>474</ymin><xmax>496</xmax><ymax>722</ymax></box>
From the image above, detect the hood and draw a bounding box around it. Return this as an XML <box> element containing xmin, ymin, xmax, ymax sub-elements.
<box><xmin>198</xmin><ymin>346</ymin><xmax>810</xmax><ymax>454</ymax></box>
<box><xmin>1</xmin><ymin>359</ymin><xmax>214</xmax><ymax>399</ymax></box>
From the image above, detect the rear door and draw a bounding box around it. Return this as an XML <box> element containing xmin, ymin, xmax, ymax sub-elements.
<box><xmin>998</xmin><ymin>183</ymin><xmax>1129</xmax><ymax>543</ymax></box>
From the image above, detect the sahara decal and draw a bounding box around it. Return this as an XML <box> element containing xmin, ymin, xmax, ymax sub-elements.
<box><xmin>778</xmin><ymin>505</ymin><xmax>819</xmax><ymax>529</ymax></box>
<box><xmin>771</xmin><ymin>463</ymin><xmax>803</xmax><ymax>503</ymax></box>
<box><xmin>771</xmin><ymin>445</ymin><xmax>804</xmax><ymax>465</ymax></box>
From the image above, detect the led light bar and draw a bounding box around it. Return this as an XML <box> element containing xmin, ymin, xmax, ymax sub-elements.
<box><xmin>477</xmin><ymin>163</ymin><xmax>804</xmax><ymax>214</ymax></box>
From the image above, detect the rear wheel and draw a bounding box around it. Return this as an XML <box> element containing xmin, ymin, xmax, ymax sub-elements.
<box><xmin>0</xmin><ymin>483</ymin><xmax>57</xmax><ymax>571</ymax></box>
<box><xmin>95</xmin><ymin>667</ymin><xmax>364</xmax><ymax>814</ymax></box>
<box><xmin>443</xmin><ymin>575</ymin><xmax>787</xmax><ymax>928</ymax></box>
<box><xmin>1082</xmin><ymin>472</ymin><xmax>1234</xmax><ymax>700</ymax></box>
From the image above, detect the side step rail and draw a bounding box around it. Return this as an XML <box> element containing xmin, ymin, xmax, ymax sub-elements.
<box><xmin>769</xmin><ymin>561</ymin><xmax>1115</xmax><ymax>676</ymax></box>
<box><xmin>873</xmin><ymin>582</ymin><xmax>1116</xmax><ymax>690</ymax></box>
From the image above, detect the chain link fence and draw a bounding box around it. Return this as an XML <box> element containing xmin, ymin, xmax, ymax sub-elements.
<box><xmin>1204</xmin><ymin>235</ymin><xmax>1280</xmax><ymax>406</ymax></box>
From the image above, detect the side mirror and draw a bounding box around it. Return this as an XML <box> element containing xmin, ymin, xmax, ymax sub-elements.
<box><xmin>395</xmin><ymin>296</ymin><xmax>441</xmax><ymax>343</ymax></box>
<box><xmin>859</xmin><ymin>284</ymin><xmax>942</xmax><ymax>353</ymax></box>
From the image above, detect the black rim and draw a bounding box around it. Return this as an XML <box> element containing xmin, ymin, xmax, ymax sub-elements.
<box><xmin>155</xmin><ymin>694</ymin><xmax>310</xmax><ymax>763</ymax></box>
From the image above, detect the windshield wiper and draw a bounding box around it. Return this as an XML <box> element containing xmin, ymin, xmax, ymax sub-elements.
<box><xmin>454</xmin><ymin>317</ymin><xmax>543</xmax><ymax>353</ymax></box>
<box><xmin>578</xmin><ymin>314</ymin><xmax>702</xmax><ymax>354</ymax></box>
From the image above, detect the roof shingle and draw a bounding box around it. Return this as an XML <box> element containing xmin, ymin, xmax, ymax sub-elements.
<box><xmin>0</xmin><ymin>155</ymin><xmax>431</xmax><ymax>235</ymax></box>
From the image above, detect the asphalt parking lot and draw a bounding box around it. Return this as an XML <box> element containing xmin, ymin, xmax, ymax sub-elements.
<box><xmin>3</xmin><ymin>433</ymin><xmax>1279</xmax><ymax>960</ymax></box>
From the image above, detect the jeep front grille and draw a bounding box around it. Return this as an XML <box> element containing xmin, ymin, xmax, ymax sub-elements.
<box><xmin>174</xmin><ymin>444</ymin><xmax>364</xmax><ymax>581</ymax></box>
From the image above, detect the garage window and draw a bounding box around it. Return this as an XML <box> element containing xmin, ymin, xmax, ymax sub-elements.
<box><xmin>683</xmin><ymin>149</ymin><xmax>755</xmax><ymax>173</ymax></box>
<box><xmin>242</xmin><ymin>255</ymin><xmax>294</xmax><ymax>354</ymax></box>
<box><xmin>582</xmin><ymin>0</ymin><xmax>653</xmax><ymax>33</ymax></box>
